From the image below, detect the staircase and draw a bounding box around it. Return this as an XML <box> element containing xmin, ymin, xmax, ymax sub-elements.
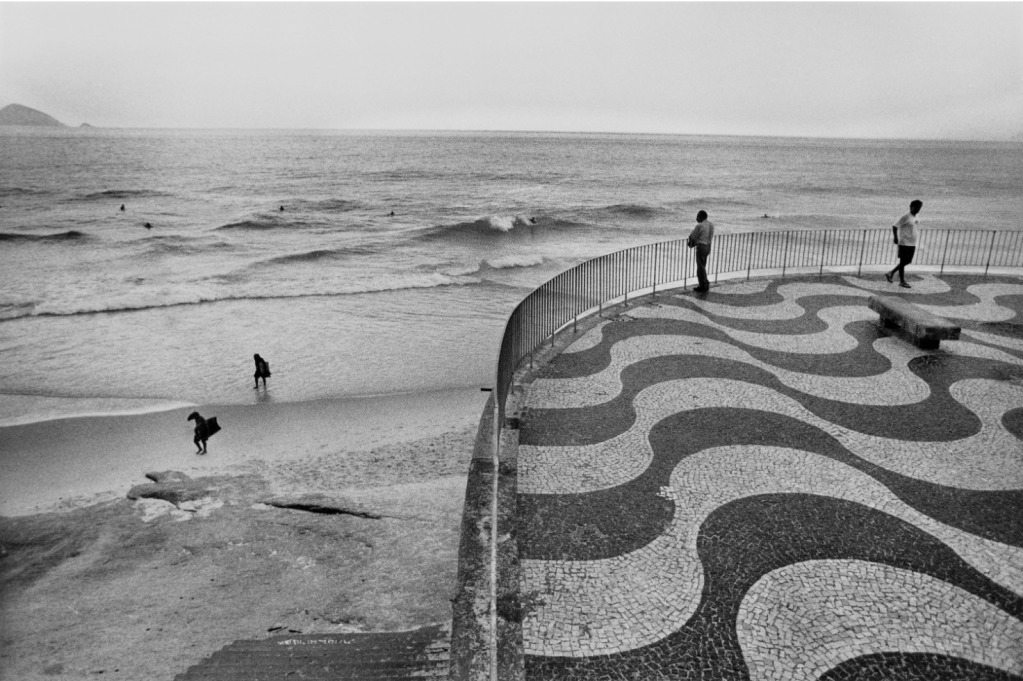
<box><xmin>175</xmin><ymin>624</ymin><xmax>450</xmax><ymax>680</ymax></box>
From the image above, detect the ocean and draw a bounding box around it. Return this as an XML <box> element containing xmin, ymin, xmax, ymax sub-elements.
<box><xmin>1</xmin><ymin>129</ymin><xmax>1021</xmax><ymax>427</ymax></box>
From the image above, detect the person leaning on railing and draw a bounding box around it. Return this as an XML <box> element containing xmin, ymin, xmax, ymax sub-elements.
<box><xmin>687</xmin><ymin>210</ymin><xmax>715</xmax><ymax>293</ymax></box>
<box><xmin>886</xmin><ymin>199</ymin><xmax>923</xmax><ymax>289</ymax></box>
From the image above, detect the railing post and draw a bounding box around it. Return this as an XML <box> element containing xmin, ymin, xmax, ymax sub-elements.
<box><xmin>819</xmin><ymin>230</ymin><xmax>828</xmax><ymax>277</ymax></box>
<box><xmin>857</xmin><ymin>229</ymin><xmax>867</xmax><ymax>278</ymax></box>
<box><xmin>573</xmin><ymin>266</ymin><xmax>579</xmax><ymax>333</ymax></box>
<box><xmin>624</xmin><ymin>252</ymin><xmax>630</xmax><ymax>306</ymax></box>
<box><xmin>940</xmin><ymin>230</ymin><xmax>951</xmax><ymax>274</ymax></box>
<box><xmin>985</xmin><ymin>231</ymin><xmax>997</xmax><ymax>277</ymax></box>
<box><xmin>551</xmin><ymin>279</ymin><xmax>557</xmax><ymax>349</ymax></box>
<box><xmin>652</xmin><ymin>243</ymin><xmax>659</xmax><ymax>297</ymax></box>
<box><xmin>683</xmin><ymin>242</ymin><xmax>689</xmax><ymax>290</ymax></box>
<box><xmin>782</xmin><ymin>230</ymin><xmax>791</xmax><ymax>278</ymax></box>
<box><xmin>746</xmin><ymin>233</ymin><xmax>755</xmax><ymax>281</ymax></box>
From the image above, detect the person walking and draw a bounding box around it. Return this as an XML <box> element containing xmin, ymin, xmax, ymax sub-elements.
<box><xmin>886</xmin><ymin>199</ymin><xmax>923</xmax><ymax>289</ymax></box>
<box><xmin>187</xmin><ymin>411</ymin><xmax>217</xmax><ymax>454</ymax></box>
<box><xmin>253</xmin><ymin>353</ymin><xmax>271</xmax><ymax>389</ymax></box>
<box><xmin>687</xmin><ymin>210</ymin><xmax>715</xmax><ymax>293</ymax></box>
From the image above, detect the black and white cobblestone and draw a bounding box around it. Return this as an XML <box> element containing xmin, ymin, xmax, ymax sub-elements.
<box><xmin>518</xmin><ymin>273</ymin><xmax>1023</xmax><ymax>681</ymax></box>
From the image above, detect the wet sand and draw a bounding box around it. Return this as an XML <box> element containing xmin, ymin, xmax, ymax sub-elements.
<box><xmin>0</xmin><ymin>387</ymin><xmax>490</xmax><ymax>516</ymax></box>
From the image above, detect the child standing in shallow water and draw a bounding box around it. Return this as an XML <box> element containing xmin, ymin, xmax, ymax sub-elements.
<box><xmin>253</xmin><ymin>354</ymin><xmax>270</xmax><ymax>389</ymax></box>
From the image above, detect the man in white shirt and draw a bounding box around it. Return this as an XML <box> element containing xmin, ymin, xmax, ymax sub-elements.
<box><xmin>886</xmin><ymin>199</ymin><xmax>922</xmax><ymax>289</ymax></box>
<box><xmin>687</xmin><ymin>210</ymin><xmax>715</xmax><ymax>293</ymax></box>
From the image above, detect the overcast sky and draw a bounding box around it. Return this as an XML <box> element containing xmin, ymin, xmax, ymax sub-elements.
<box><xmin>1</xmin><ymin>1</ymin><xmax>1021</xmax><ymax>139</ymax></box>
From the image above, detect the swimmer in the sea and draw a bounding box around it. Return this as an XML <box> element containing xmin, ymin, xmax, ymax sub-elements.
<box><xmin>120</xmin><ymin>204</ymin><xmax>125</xmax><ymax>211</ymax></box>
<box><xmin>144</xmin><ymin>222</ymin><xmax>152</xmax><ymax>229</ymax></box>
<box><xmin>280</xmin><ymin>205</ymin><xmax>284</xmax><ymax>212</ymax></box>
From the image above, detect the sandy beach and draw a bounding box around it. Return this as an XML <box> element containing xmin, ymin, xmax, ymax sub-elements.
<box><xmin>0</xmin><ymin>387</ymin><xmax>490</xmax><ymax>680</ymax></box>
<box><xmin>0</xmin><ymin>387</ymin><xmax>490</xmax><ymax>516</ymax></box>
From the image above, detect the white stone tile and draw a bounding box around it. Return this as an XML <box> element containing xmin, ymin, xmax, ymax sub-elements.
<box><xmin>962</xmin><ymin>329</ymin><xmax>1023</xmax><ymax>353</ymax></box>
<box><xmin>841</xmin><ymin>272</ymin><xmax>952</xmax><ymax>294</ymax></box>
<box><xmin>737</xmin><ymin>560</ymin><xmax>1023</xmax><ymax>681</ymax></box>
<box><xmin>917</xmin><ymin>283</ymin><xmax>1023</xmax><ymax>322</ymax></box>
<box><xmin>520</xmin><ymin>377</ymin><xmax>1023</xmax><ymax>494</ymax></box>
<box><xmin>522</xmin><ymin>447</ymin><xmax>1023</xmax><ymax>657</ymax></box>
<box><xmin>629</xmin><ymin>304</ymin><xmax>875</xmax><ymax>354</ymax></box>
<box><xmin>683</xmin><ymin>282</ymin><xmax>871</xmax><ymax>320</ymax></box>
<box><xmin>527</xmin><ymin>336</ymin><xmax>936</xmax><ymax>411</ymax></box>
<box><xmin>562</xmin><ymin>321</ymin><xmax>610</xmax><ymax>354</ymax></box>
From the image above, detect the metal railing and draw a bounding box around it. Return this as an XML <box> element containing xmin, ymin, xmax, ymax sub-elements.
<box><xmin>494</xmin><ymin>228</ymin><xmax>1023</xmax><ymax>423</ymax></box>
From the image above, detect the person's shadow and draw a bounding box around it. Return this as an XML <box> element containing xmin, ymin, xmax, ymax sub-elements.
<box><xmin>254</xmin><ymin>388</ymin><xmax>274</xmax><ymax>405</ymax></box>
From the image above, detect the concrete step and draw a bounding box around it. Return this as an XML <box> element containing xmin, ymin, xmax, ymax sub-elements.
<box><xmin>175</xmin><ymin>624</ymin><xmax>450</xmax><ymax>680</ymax></box>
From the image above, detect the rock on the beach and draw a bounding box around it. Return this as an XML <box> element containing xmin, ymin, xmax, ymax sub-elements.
<box><xmin>127</xmin><ymin>471</ymin><xmax>221</xmax><ymax>505</ymax></box>
<box><xmin>144</xmin><ymin>470</ymin><xmax>192</xmax><ymax>484</ymax></box>
<box><xmin>133</xmin><ymin>498</ymin><xmax>190</xmax><ymax>522</ymax></box>
<box><xmin>259</xmin><ymin>493</ymin><xmax>384</xmax><ymax>519</ymax></box>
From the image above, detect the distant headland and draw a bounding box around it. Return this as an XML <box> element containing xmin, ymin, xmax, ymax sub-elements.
<box><xmin>0</xmin><ymin>103</ymin><xmax>68</xmax><ymax>127</ymax></box>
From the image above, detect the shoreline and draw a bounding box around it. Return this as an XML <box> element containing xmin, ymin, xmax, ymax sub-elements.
<box><xmin>0</xmin><ymin>386</ymin><xmax>491</xmax><ymax>517</ymax></box>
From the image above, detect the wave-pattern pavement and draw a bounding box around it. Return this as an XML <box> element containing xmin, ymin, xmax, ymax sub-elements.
<box><xmin>518</xmin><ymin>273</ymin><xmax>1023</xmax><ymax>681</ymax></box>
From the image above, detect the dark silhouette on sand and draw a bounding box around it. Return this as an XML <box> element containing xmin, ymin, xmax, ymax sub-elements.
<box><xmin>186</xmin><ymin>411</ymin><xmax>220</xmax><ymax>454</ymax></box>
<box><xmin>254</xmin><ymin>354</ymin><xmax>271</xmax><ymax>389</ymax></box>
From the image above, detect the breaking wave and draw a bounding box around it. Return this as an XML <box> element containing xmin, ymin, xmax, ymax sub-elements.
<box><xmin>133</xmin><ymin>234</ymin><xmax>234</xmax><ymax>257</ymax></box>
<box><xmin>419</xmin><ymin>215</ymin><xmax>584</xmax><ymax>241</ymax></box>
<box><xmin>674</xmin><ymin>197</ymin><xmax>757</xmax><ymax>209</ymax></box>
<box><xmin>307</xmin><ymin>198</ymin><xmax>359</xmax><ymax>213</ymax></box>
<box><xmin>0</xmin><ymin>273</ymin><xmax>484</xmax><ymax>321</ymax></box>
<box><xmin>482</xmin><ymin>254</ymin><xmax>547</xmax><ymax>270</ymax></box>
<box><xmin>264</xmin><ymin>245</ymin><xmax>379</xmax><ymax>266</ymax></box>
<box><xmin>0</xmin><ymin>230</ymin><xmax>88</xmax><ymax>243</ymax></box>
<box><xmin>76</xmin><ymin>189</ymin><xmax>168</xmax><ymax>201</ymax></box>
<box><xmin>605</xmin><ymin>203</ymin><xmax>659</xmax><ymax>218</ymax></box>
<box><xmin>0</xmin><ymin>186</ymin><xmax>52</xmax><ymax>198</ymax></box>
<box><xmin>215</xmin><ymin>218</ymin><xmax>287</xmax><ymax>231</ymax></box>
<box><xmin>441</xmin><ymin>254</ymin><xmax>547</xmax><ymax>277</ymax></box>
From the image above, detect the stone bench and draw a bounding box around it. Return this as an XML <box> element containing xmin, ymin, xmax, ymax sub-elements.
<box><xmin>868</xmin><ymin>295</ymin><xmax>961</xmax><ymax>350</ymax></box>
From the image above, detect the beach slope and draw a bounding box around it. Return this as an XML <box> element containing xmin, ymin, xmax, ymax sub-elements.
<box><xmin>0</xmin><ymin>388</ymin><xmax>488</xmax><ymax>681</ymax></box>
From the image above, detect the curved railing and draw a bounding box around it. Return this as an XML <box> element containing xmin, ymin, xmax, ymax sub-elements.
<box><xmin>494</xmin><ymin>227</ymin><xmax>1023</xmax><ymax>423</ymax></box>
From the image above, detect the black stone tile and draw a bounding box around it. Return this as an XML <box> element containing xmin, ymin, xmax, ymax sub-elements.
<box><xmin>819</xmin><ymin>652</ymin><xmax>1022</xmax><ymax>681</ymax></box>
<box><xmin>523</xmin><ymin>345</ymin><xmax>1020</xmax><ymax>448</ymax></box>
<box><xmin>520</xmin><ymin>408</ymin><xmax>1023</xmax><ymax>560</ymax></box>
<box><xmin>525</xmin><ymin>494</ymin><xmax>1023</xmax><ymax>681</ymax></box>
<box><xmin>1004</xmin><ymin>408</ymin><xmax>1023</xmax><ymax>441</ymax></box>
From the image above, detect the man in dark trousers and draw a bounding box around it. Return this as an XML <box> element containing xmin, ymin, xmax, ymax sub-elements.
<box><xmin>687</xmin><ymin>210</ymin><xmax>715</xmax><ymax>293</ymax></box>
<box><xmin>886</xmin><ymin>199</ymin><xmax>923</xmax><ymax>289</ymax></box>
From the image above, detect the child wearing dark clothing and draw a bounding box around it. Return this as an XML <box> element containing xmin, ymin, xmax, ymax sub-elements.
<box><xmin>187</xmin><ymin>411</ymin><xmax>221</xmax><ymax>454</ymax></box>
<box><xmin>188</xmin><ymin>411</ymin><xmax>210</xmax><ymax>454</ymax></box>
<box><xmin>254</xmin><ymin>354</ymin><xmax>271</xmax><ymax>389</ymax></box>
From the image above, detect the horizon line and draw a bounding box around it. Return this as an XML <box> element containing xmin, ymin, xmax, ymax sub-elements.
<box><xmin>1</xmin><ymin>124</ymin><xmax>1020</xmax><ymax>144</ymax></box>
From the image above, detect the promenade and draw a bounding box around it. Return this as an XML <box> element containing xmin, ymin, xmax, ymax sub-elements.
<box><xmin>514</xmin><ymin>272</ymin><xmax>1023</xmax><ymax>680</ymax></box>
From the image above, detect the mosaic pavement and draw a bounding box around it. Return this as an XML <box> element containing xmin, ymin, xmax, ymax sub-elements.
<box><xmin>516</xmin><ymin>273</ymin><xmax>1023</xmax><ymax>681</ymax></box>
